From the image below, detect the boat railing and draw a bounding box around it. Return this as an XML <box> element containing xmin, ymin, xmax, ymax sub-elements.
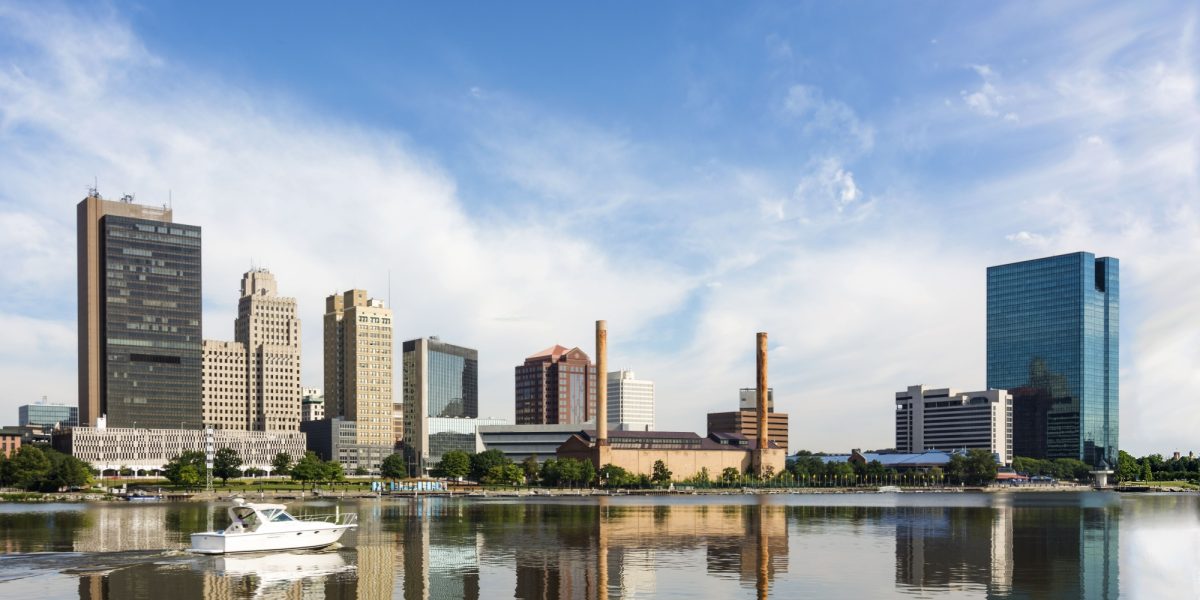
<box><xmin>297</xmin><ymin>513</ymin><xmax>358</xmax><ymax>526</ymax></box>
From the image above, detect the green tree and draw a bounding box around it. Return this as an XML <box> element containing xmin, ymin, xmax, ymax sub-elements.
<box><xmin>176</xmin><ymin>464</ymin><xmax>202</xmax><ymax>487</ymax></box>
<box><xmin>439</xmin><ymin>450</ymin><xmax>472</xmax><ymax>480</ymax></box>
<box><xmin>470</xmin><ymin>449</ymin><xmax>510</xmax><ymax>482</ymax></box>
<box><xmin>212</xmin><ymin>447</ymin><xmax>242</xmax><ymax>484</ymax></box>
<box><xmin>381</xmin><ymin>453</ymin><xmax>408</xmax><ymax>480</ymax></box>
<box><xmin>540</xmin><ymin>458</ymin><xmax>563</xmax><ymax>487</ymax></box>
<box><xmin>271</xmin><ymin>453</ymin><xmax>293</xmax><ymax>477</ymax></box>
<box><xmin>323</xmin><ymin>459</ymin><xmax>345</xmax><ymax>482</ymax></box>
<box><xmin>695</xmin><ymin>466</ymin><xmax>711</xmax><ymax>486</ymax></box>
<box><xmin>164</xmin><ymin>450</ymin><xmax>207</xmax><ymax>487</ymax></box>
<box><xmin>44</xmin><ymin>449</ymin><xmax>93</xmax><ymax>490</ymax></box>
<box><xmin>522</xmin><ymin>455</ymin><xmax>540</xmax><ymax>484</ymax></box>
<box><xmin>354</xmin><ymin>466</ymin><xmax>369</xmax><ymax>476</ymax></box>
<box><xmin>290</xmin><ymin>452</ymin><xmax>328</xmax><ymax>482</ymax></box>
<box><xmin>483</xmin><ymin>463</ymin><xmax>525</xmax><ymax>485</ymax></box>
<box><xmin>579</xmin><ymin>459</ymin><xmax>596</xmax><ymax>487</ymax></box>
<box><xmin>1141</xmin><ymin>459</ymin><xmax>1153</xmax><ymax>482</ymax></box>
<box><xmin>558</xmin><ymin>458</ymin><xmax>583</xmax><ymax>486</ymax></box>
<box><xmin>651</xmin><ymin>460</ymin><xmax>672</xmax><ymax>486</ymax></box>
<box><xmin>4</xmin><ymin>446</ymin><xmax>52</xmax><ymax>490</ymax></box>
<box><xmin>599</xmin><ymin>463</ymin><xmax>634</xmax><ymax>488</ymax></box>
<box><xmin>964</xmin><ymin>449</ymin><xmax>998</xmax><ymax>484</ymax></box>
<box><xmin>1113</xmin><ymin>451</ymin><xmax>1132</xmax><ymax>482</ymax></box>
<box><xmin>721</xmin><ymin>467</ymin><xmax>740</xmax><ymax>485</ymax></box>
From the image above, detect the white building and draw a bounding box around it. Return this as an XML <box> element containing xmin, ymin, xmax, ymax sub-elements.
<box><xmin>607</xmin><ymin>370</ymin><xmax>655</xmax><ymax>432</ymax></box>
<box><xmin>302</xmin><ymin>388</ymin><xmax>324</xmax><ymax>421</ymax></box>
<box><xmin>895</xmin><ymin>384</ymin><xmax>1013</xmax><ymax>465</ymax></box>
<box><xmin>54</xmin><ymin>417</ymin><xmax>306</xmax><ymax>475</ymax></box>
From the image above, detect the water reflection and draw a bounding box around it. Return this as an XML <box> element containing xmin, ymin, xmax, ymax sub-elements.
<box><xmin>0</xmin><ymin>494</ymin><xmax>1175</xmax><ymax>599</ymax></box>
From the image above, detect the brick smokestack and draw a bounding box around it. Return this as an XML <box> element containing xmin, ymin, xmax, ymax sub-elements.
<box><xmin>597</xmin><ymin>320</ymin><xmax>608</xmax><ymax>444</ymax></box>
<box><xmin>756</xmin><ymin>332</ymin><xmax>768</xmax><ymax>452</ymax></box>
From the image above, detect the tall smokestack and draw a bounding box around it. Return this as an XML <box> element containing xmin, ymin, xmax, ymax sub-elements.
<box><xmin>597</xmin><ymin>320</ymin><xmax>608</xmax><ymax>444</ymax></box>
<box><xmin>756</xmin><ymin>332</ymin><xmax>768</xmax><ymax>453</ymax></box>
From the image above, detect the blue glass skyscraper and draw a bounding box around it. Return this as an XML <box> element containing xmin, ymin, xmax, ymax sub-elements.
<box><xmin>986</xmin><ymin>252</ymin><xmax>1118</xmax><ymax>467</ymax></box>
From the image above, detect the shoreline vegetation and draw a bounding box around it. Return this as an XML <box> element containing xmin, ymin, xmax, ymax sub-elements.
<box><xmin>2</xmin><ymin>480</ymin><xmax>1195</xmax><ymax>503</ymax></box>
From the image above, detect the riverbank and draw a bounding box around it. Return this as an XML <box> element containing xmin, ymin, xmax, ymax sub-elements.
<box><xmin>6</xmin><ymin>483</ymin><xmax>1175</xmax><ymax>503</ymax></box>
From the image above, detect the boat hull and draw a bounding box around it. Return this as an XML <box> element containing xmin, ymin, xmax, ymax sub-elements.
<box><xmin>190</xmin><ymin>524</ymin><xmax>353</xmax><ymax>555</ymax></box>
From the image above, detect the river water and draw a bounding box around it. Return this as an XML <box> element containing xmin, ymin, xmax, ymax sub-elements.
<box><xmin>0</xmin><ymin>492</ymin><xmax>1196</xmax><ymax>599</ymax></box>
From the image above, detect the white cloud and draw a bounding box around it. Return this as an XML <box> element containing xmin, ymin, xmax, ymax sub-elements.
<box><xmin>0</xmin><ymin>5</ymin><xmax>693</xmax><ymax>420</ymax></box>
<box><xmin>781</xmin><ymin>84</ymin><xmax>875</xmax><ymax>152</ymax></box>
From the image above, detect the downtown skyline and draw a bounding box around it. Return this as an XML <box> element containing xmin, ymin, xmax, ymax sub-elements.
<box><xmin>0</xmin><ymin>2</ymin><xmax>1197</xmax><ymax>455</ymax></box>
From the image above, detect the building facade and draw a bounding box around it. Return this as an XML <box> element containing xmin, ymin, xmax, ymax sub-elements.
<box><xmin>54</xmin><ymin>418</ymin><xmax>305</xmax><ymax>474</ymax></box>
<box><xmin>323</xmin><ymin>289</ymin><xmax>393</xmax><ymax>448</ymax></box>
<box><xmin>706</xmin><ymin>388</ymin><xmax>789</xmax><ymax>452</ymax></box>
<box><xmin>301</xmin><ymin>388</ymin><xmax>325</xmax><ymax>421</ymax></box>
<box><xmin>515</xmin><ymin>345</ymin><xmax>597</xmax><ymax>425</ymax></box>
<box><xmin>426</xmin><ymin>416</ymin><xmax>508</xmax><ymax>470</ymax></box>
<box><xmin>607</xmin><ymin>370</ymin><xmax>654</xmax><ymax>432</ymax></box>
<box><xmin>987</xmin><ymin>252</ymin><xmax>1119</xmax><ymax>467</ymax></box>
<box><xmin>76</xmin><ymin>190</ymin><xmax>202</xmax><ymax>429</ymax></box>
<box><xmin>299</xmin><ymin>418</ymin><xmax>391</xmax><ymax>474</ymax></box>
<box><xmin>479</xmin><ymin>423</ymin><xmax>592</xmax><ymax>464</ymax></box>
<box><xmin>894</xmin><ymin>385</ymin><xmax>1013</xmax><ymax>465</ymax></box>
<box><xmin>0</xmin><ymin>428</ymin><xmax>20</xmax><ymax>457</ymax></box>
<box><xmin>201</xmin><ymin>269</ymin><xmax>302</xmax><ymax>432</ymax></box>
<box><xmin>18</xmin><ymin>404</ymin><xmax>79</xmax><ymax>428</ymax></box>
<box><xmin>402</xmin><ymin>337</ymin><xmax>481</xmax><ymax>475</ymax></box>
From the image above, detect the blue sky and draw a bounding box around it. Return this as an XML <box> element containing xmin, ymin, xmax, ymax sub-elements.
<box><xmin>0</xmin><ymin>1</ymin><xmax>1197</xmax><ymax>454</ymax></box>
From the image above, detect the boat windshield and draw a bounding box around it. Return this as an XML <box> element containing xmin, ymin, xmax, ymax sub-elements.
<box><xmin>261</xmin><ymin>508</ymin><xmax>295</xmax><ymax>522</ymax></box>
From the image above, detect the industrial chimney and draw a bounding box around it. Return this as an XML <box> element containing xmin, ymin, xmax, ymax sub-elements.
<box><xmin>756</xmin><ymin>332</ymin><xmax>769</xmax><ymax>455</ymax></box>
<box><xmin>597</xmin><ymin>320</ymin><xmax>608</xmax><ymax>445</ymax></box>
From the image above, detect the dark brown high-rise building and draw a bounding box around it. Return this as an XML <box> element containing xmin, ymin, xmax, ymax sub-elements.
<box><xmin>514</xmin><ymin>345</ymin><xmax>597</xmax><ymax>425</ymax></box>
<box><xmin>77</xmin><ymin>190</ymin><xmax>202</xmax><ymax>429</ymax></box>
<box><xmin>707</xmin><ymin>388</ymin><xmax>789</xmax><ymax>452</ymax></box>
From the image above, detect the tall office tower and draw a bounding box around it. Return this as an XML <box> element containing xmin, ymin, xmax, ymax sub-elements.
<box><xmin>607</xmin><ymin>370</ymin><xmax>655</xmax><ymax>431</ymax></box>
<box><xmin>514</xmin><ymin>345</ymin><xmax>596</xmax><ymax>425</ymax></box>
<box><xmin>894</xmin><ymin>384</ymin><xmax>1013</xmax><ymax>465</ymax></box>
<box><xmin>987</xmin><ymin>252</ymin><xmax>1119</xmax><ymax>467</ymax></box>
<box><xmin>323</xmin><ymin>289</ymin><xmax>393</xmax><ymax>447</ymax></box>
<box><xmin>201</xmin><ymin>269</ymin><xmax>302</xmax><ymax>431</ymax></box>
<box><xmin>402</xmin><ymin>337</ymin><xmax>479</xmax><ymax>473</ymax></box>
<box><xmin>76</xmin><ymin>190</ymin><xmax>202</xmax><ymax>429</ymax></box>
<box><xmin>706</xmin><ymin>388</ymin><xmax>790</xmax><ymax>452</ymax></box>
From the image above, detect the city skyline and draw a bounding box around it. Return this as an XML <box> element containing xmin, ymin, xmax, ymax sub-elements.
<box><xmin>1</xmin><ymin>3</ymin><xmax>1198</xmax><ymax>454</ymax></box>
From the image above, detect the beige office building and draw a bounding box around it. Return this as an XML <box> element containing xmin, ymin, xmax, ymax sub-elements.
<box><xmin>201</xmin><ymin>269</ymin><xmax>302</xmax><ymax>431</ymax></box>
<box><xmin>324</xmin><ymin>289</ymin><xmax>393</xmax><ymax>447</ymax></box>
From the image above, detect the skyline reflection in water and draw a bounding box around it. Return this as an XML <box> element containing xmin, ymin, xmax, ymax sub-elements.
<box><xmin>0</xmin><ymin>493</ymin><xmax>1194</xmax><ymax>599</ymax></box>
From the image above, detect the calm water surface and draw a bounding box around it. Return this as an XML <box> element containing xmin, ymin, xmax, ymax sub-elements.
<box><xmin>0</xmin><ymin>492</ymin><xmax>1197</xmax><ymax>599</ymax></box>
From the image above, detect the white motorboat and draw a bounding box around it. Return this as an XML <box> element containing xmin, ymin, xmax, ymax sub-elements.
<box><xmin>190</xmin><ymin>498</ymin><xmax>357</xmax><ymax>554</ymax></box>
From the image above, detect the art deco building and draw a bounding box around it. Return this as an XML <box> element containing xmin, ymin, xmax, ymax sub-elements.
<box><xmin>201</xmin><ymin>269</ymin><xmax>302</xmax><ymax>431</ymax></box>
<box><xmin>76</xmin><ymin>190</ymin><xmax>202</xmax><ymax>429</ymax></box>
<box><xmin>515</xmin><ymin>345</ymin><xmax>597</xmax><ymax>425</ymax></box>
<box><xmin>987</xmin><ymin>252</ymin><xmax>1119</xmax><ymax>467</ymax></box>
<box><xmin>323</xmin><ymin>289</ymin><xmax>393</xmax><ymax>447</ymax></box>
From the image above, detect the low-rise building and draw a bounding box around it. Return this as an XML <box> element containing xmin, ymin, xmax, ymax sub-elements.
<box><xmin>299</xmin><ymin>417</ymin><xmax>392</xmax><ymax>475</ymax></box>
<box><xmin>18</xmin><ymin>403</ymin><xmax>78</xmax><ymax>428</ymax></box>
<box><xmin>818</xmin><ymin>449</ymin><xmax>956</xmax><ymax>472</ymax></box>
<box><xmin>479</xmin><ymin>422</ymin><xmax>593</xmax><ymax>464</ymax></box>
<box><xmin>0</xmin><ymin>428</ymin><xmax>21</xmax><ymax>457</ymax></box>
<box><xmin>895</xmin><ymin>385</ymin><xmax>1013</xmax><ymax>465</ymax></box>
<box><xmin>53</xmin><ymin>418</ymin><xmax>305</xmax><ymax>475</ymax></box>
<box><xmin>557</xmin><ymin>429</ymin><xmax>784</xmax><ymax>479</ymax></box>
<box><xmin>706</xmin><ymin>388</ymin><xmax>789</xmax><ymax>452</ymax></box>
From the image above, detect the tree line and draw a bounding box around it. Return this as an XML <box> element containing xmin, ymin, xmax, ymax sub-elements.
<box><xmin>1116</xmin><ymin>450</ymin><xmax>1200</xmax><ymax>483</ymax></box>
<box><xmin>788</xmin><ymin>449</ymin><xmax>998</xmax><ymax>486</ymax></box>
<box><xmin>0</xmin><ymin>445</ymin><xmax>93</xmax><ymax>492</ymax></box>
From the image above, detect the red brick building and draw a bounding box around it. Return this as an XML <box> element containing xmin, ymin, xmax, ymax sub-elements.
<box><xmin>515</xmin><ymin>345</ymin><xmax>597</xmax><ymax>425</ymax></box>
